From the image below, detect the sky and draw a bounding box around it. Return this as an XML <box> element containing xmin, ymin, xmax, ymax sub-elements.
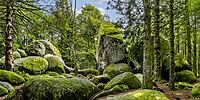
<box><xmin>74</xmin><ymin>0</ymin><xmax>120</xmax><ymax>21</ymax></box>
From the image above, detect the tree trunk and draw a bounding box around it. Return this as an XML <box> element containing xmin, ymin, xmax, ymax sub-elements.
<box><xmin>193</xmin><ymin>15</ymin><xmax>197</xmax><ymax>76</ymax></box>
<box><xmin>169</xmin><ymin>0</ymin><xmax>175</xmax><ymax>90</ymax></box>
<box><xmin>154</xmin><ymin>0</ymin><xmax>161</xmax><ymax>82</ymax></box>
<box><xmin>5</xmin><ymin>0</ymin><xmax>14</xmax><ymax>71</ymax></box>
<box><xmin>186</xmin><ymin>0</ymin><xmax>191</xmax><ymax>67</ymax></box>
<box><xmin>142</xmin><ymin>0</ymin><xmax>152</xmax><ymax>89</ymax></box>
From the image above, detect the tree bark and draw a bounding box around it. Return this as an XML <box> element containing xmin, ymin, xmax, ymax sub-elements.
<box><xmin>154</xmin><ymin>0</ymin><xmax>161</xmax><ymax>82</ymax></box>
<box><xmin>142</xmin><ymin>0</ymin><xmax>152</xmax><ymax>89</ymax></box>
<box><xmin>193</xmin><ymin>15</ymin><xmax>197</xmax><ymax>76</ymax></box>
<box><xmin>186</xmin><ymin>0</ymin><xmax>191</xmax><ymax>67</ymax></box>
<box><xmin>5</xmin><ymin>0</ymin><xmax>14</xmax><ymax>71</ymax></box>
<box><xmin>169</xmin><ymin>0</ymin><xmax>175</xmax><ymax>90</ymax></box>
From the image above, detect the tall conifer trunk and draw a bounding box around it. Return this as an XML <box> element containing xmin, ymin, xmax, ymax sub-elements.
<box><xmin>5</xmin><ymin>0</ymin><xmax>14</xmax><ymax>71</ymax></box>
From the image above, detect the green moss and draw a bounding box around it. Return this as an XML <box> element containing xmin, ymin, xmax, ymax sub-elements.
<box><xmin>92</xmin><ymin>74</ymin><xmax>110</xmax><ymax>84</ymax></box>
<box><xmin>0</xmin><ymin>70</ymin><xmax>25</xmax><ymax>84</ymax></box>
<box><xmin>103</xmin><ymin>63</ymin><xmax>133</xmax><ymax>79</ymax></box>
<box><xmin>175</xmin><ymin>70</ymin><xmax>196</xmax><ymax>83</ymax></box>
<box><xmin>0</xmin><ymin>81</ymin><xmax>14</xmax><ymax>92</ymax></box>
<box><xmin>62</xmin><ymin>73</ymin><xmax>73</xmax><ymax>78</ymax></box>
<box><xmin>39</xmin><ymin>40</ymin><xmax>62</xmax><ymax>57</ymax></box>
<box><xmin>78</xmin><ymin>69</ymin><xmax>98</xmax><ymax>76</ymax></box>
<box><xmin>17</xmin><ymin>49</ymin><xmax>27</xmax><ymax>57</ymax></box>
<box><xmin>0</xmin><ymin>85</ymin><xmax>8</xmax><ymax>96</ymax></box>
<box><xmin>97</xmin><ymin>83</ymin><xmax>105</xmax><ymax>89</ymax></box>
<box><xmin>44</xmin><ymin>54</ymin><xmax>65</xmax><ymax>74</ymax></box>
<box><xmin>134</xmin><ymin>73</ymin><xmax>143</xmax><ymax>83</ymax></box>
<box><xmin>15</xmin><ymin>71</ymin><xmax>31</xmax><ymax>81</ymax></box>
<box><xmin>14</xmin><ymin>56</ymin><xmax>48</xmax><ymax>75</ymax></box>
<box><xmin>23</xmin><ymin>77</ymin><xmax>99</xmax><ymax>100</ymax></box>
<box><xmin>105</xmin><ymin>72</ymin><xmax>141</xmax><ymax>90</ymax></box>
<box><xmin>46</xmin><ymin>71</ymin><xmax>60</xmax><ymax>76</ymax></box>
<box><xmin>192</xmin><ymin>84</ymin><xmax>200</xmax><ymax>98</ymax></box>
<box><xmin>103</xmin><ymin>89</ymin><xmax>169</xmax><ymax>100</ymax></box>
<box><xmin>94</xmin><ymin>85</ymin><xmax>129</xmax><ymax>99</ymax></box>
<box><xmin>5</xmin><ymin>88</ymin><xmax>23</xmax><ymax>100</ymax></box>
<box><xmin>176</xmin><ymin>82</ymin><xmax>193</xmax><ymax>90</ymax></box>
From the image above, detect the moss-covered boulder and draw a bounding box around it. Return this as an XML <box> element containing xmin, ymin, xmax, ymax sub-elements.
<box><xmin>92</xmin><ymin>74</ymin><xmax>110</xmax><ymax>84</ymax></box>
<box><xmin>44</xmin><ymin>54</ymin><xmax>65</xmax><ymax>74</ymax></box>
<box><xmin>39</xmin><ymin>40</ymin><xmax>61</xmax><ymax>57</ymax></box>
<box><xmin>26</xmin><ymin>41</ymin><xmax>46</xmax><ymax>56</ymax></box>
<box><xmin>23</xmin><ymin>77</ymin><xmax>99</xmax><ymax>100</ymax></box>
<box><xmin>0</xmin><ymin>51</ymin><xmax>21</xmax><ymax>69</ymax></box>
<box><xmin>105</xmin><ymin>72</ymin><xmax>141</xmax><ymax>90</ymax></box>
<box><xmin>93</xmin><ymin>85</ymin><xmax>129</xmax><ymax>99</ymax></box>
<box><xmin>46</xmin><ymin>71</ymin><xmax>60</xmax><ymax>76</ymax></box>
<box><xmin>162</xmin><ymin>53</ymin><xmax>190</xmax><ymax>80</ymax></box>
<box><xmin>17</xmin><ymin>49</ymin><xmax>27</xmax><ymax>57</ymax></box>
<box><xmin>135</xmin><ymin>73</ymin><xmax>143</xmax><ymax>83</ymax></box>
<box><xmin>176</xmin><ymin>82</ymin><xmax>193</xmax><ymax>90</ymax></box>
<box><xmin>78</xmin><ymin>69</ymin><xmax>98</xmax><ymax>76</ymax></box>
<box><xmin>101</xmin><ymin>89</ymin><xmax>169</xmax><ymax>100</ymax></box>
<box><xmin>192</xmin><ymin>83</ymin><xmax>200</xmax><ymax>98</ymax></box>
<box><xmin>14</xmin><ymin>56</ymin><xmax>48</xmax><ymax>75</ymax></box>
<box><xmin>103</xmin><ymin>63</ymin><xmax>133</xmax><ymax>79</ymax></box>
<box><xmin>175</xmin><ymin>70</ymin><xmax>196</xmax><ymax>83</ymax></box>
<box><xmin>0</xmin><ymin>81</ymin><xmax>14</xmax><ymax>92</ymax></box>
<box><xmin>15</xmin><ymin>71</ymin><xmax>31</xmax><ymax>81</ymax></box>
<box><xmin>0</xmin><ymin>85</ymin><xmax>8</xmax><ymax>96</ymax></box>
<box><xmin>0</xmin><ymin>70</ymin><xmax>25</xmax><ymax>84</ymax></box>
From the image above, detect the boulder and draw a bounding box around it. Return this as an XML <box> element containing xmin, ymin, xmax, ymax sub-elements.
<box><xmin>191</xmin><ymin>83</ymin><xmax>200</xmax><ymax>98</ymax></box>
<box><xmin>0</xmin><ymin>85</ymin><xmax>8</xmax><ymax>96</ymax></box>
<box><xmin>176</xmin><ymin>82</ymin><xmax>193</xmax><ymax>90</ymax></box>
<box><xmin>96</xmin><ymin>35</ymin><xmax>126</xmax><ymax>74</ymax></box>
<box><xmin>101</xmin><ymin>89</ymin><xmax>169</xmax><ymax>100</ymax></box>
<box><xmin>92</xmin><ymin>74</ymin><xmax>110</xmax><ymax>84</ymax></box>
<box><xmin>44</xmin><ymin>54</ymin><xmax>65</xmax><ymax>74</ymax></box>
<box><xmin>39</xmin><ymin>40</ymin><xmax>61</xmax><ymax>57</ymax></box>
<box><xmin>103</xmin><ymin>63</ymin><xmax>133</xmax><ymax>79</ymax></box>
<box><xmin>175</xmin><ymin>70</ymin><xmax>196</xmax><ymax>83</ymax></box>
<box><xmin>17</xmin><ymin>49</ymin><xmax>27</xmax><ymax>57</ymax></box>
<box><xmin>78</xmin><ymin>69</ymin><xmax>98</xmax><ymax>76</ymax></box>
<box><xmin>0</xmin><ymin>81</ymin><xmax>14</xmax><ymax>92</ymax></box>
<box><xmin>46</xmin><ymin>71</ymin><xmax>60</xmax><ymax>76</ymax></box>
<box><xmin>134</xmin><ymin>73</ymin><xmax>143</xmax><ymax>83</ymax></box>
<box><xmin>0</xmin><ymin>70</ymin><xmax>25</xmax><ymax>84</ymax></box>
<box><xmin>105</xmin><ymin>72</ymin><xmax>141</xmax><ymax>90</ymax></box>
<box><xmin>26</xmin><ymin>41</ymin><xmax>45</xmax><ymax>56</ymax></box>
<box><xmin>14</xmin><ymin>56</ymin><xmax>48</xmax><ymax>75</ymax></box>
<box><xmin>23</xmin><ymin>77</ymin><xmax>99</xmax><ymax>100</ymax></box>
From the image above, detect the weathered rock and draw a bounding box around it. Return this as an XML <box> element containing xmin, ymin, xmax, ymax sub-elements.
<box><xmin>0</xmin><ymin>85</ymin><xmax>8</xmax><ymax>96</ymax></box>
<box><xmin>92</xmin><ymin>74</ymin><xmax>110</xmax><ymax>84</ymax></box>
<box><xmin>26</xmin><ymin>41</ymin><xmax>46</xmax><ymax>56</ymax></box>
<box><xmin>78</xmin><ymin>69</ymin><xmax>98</xmax><ymax>76</ymax></box>
<box><xmin>175</xmin><ymin>70</ymin><xmax>196</xmax><ymax>83</ymax></box>
<box><xmin>38</xmin><ymin>40</ymin><xmax>61</xmax><ymax>57</ymax></box>
<box><xmin>96</xmin><ymin>35</ymin><xmax>126</xmax><ymax>74</ymax></box>
<box><xmin>103</xmin><ymin>63</ymin><xmax>133</xmax><ymax>79</ymax></box>
<box><xmin>17</xmin><ymin>49</ymin><xmax>27</xmax><ymax>57</ymax></box>
<box><xmin>191</xmin><ymin>83</ymin><xmax>200</xmax><ymax>98</ymax></box>
<box><xmin>0</xmin><ymin>81</ymin><xmax>14</xmax><ymax>92</ymax></box>
<box><xmin>23</xmin><ymin>77</ymin><xmax>99</xmax><ymax>100</ymax></box>
<box><xmin>100</xmin><ymin>89</ymin><xmax>169</xmax><ymax>100</ymax></box>
<box><xmin>0</xmin><ymin>70</ymin><xmax>25</xmax><ymax>84</ymax></box>
<box><xmin>93</xmin><ymin>85</ymin><xmax>129</xmax><ymax>99</ymax></box>
<box><xmin>105</xmin><ymin>72</ymin><xmax>141</xmax><ymax>90</ymax></box>
<box><xmin>134</xmin><ymin>73</ymin><xmax>143</xmax><ymax>83</ymax></box>
<box><xmin>14</xmin><ymin>56</ymin><xmax>48</xmax><ymax>75</ymax></box>
<box><xmin>44</xmin><ymin>54</ymin><xmax>65</xmax><ymax>74</ymax></box>
<box><xmin>176</xmin><ymin>82</ymin><xmax>193</xmax><ymax>90</ymax></box>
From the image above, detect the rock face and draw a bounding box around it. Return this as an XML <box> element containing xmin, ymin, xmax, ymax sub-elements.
<box><xmin>101</xmin><ymin>89</ymin><xmax>169</xmax><ymax>100</ymax></box>
<box><xmin>97</xmin><ymin>35</ymin><xmax>126</xmax><ymax>74</ymax></box>
<box><xmin>14</xmin><ymin>56</ymin><xmax>48</xmax><ymax>75</ymax></box>
<box><xmin>44</xmin><ymin>54</ymin><xmax>66</xmax><ymax>74</ymax></box>
<box><xmin>175</xmin><ymin>70</ymin><xmax>196</xmax><ymax>83</ymax></box>
<box><xmin>105</xmin><ymin>72</ymin><xmax>141</xmax><ymax>90</ymax></box>
<box><xmin>39</xmin><ymin>40</ymin><xmax>62</xmax><ymax>57</ymax></box>
<box><xmin>192</xmin><ymin>83</ymin><xmax>200</xmax><ymax>98</ymax></box>
<box><xmin>103</xmin><ymin>63</ymin><xmax>133</xmax><ymax>79</ymax></box>
<box><xmin>0</xmin><ymin>70</ymin><xmax>25</xmax><ymax>84</ymax></box>
<box><xmin>22</xmin><ymin>77</ymin><xmax>99</xmax><ymax>100</ymax></box>
<box><xmin>26</xmin><ymin>41</ymin><xmax>46</xmax><ymax>56</ymax></box>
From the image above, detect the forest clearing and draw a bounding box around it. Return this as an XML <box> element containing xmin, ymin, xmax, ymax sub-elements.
<box><xmin>0</xmin><ymin>0</ymin><xmax>200</xmax><ymax>100</ymax></box>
